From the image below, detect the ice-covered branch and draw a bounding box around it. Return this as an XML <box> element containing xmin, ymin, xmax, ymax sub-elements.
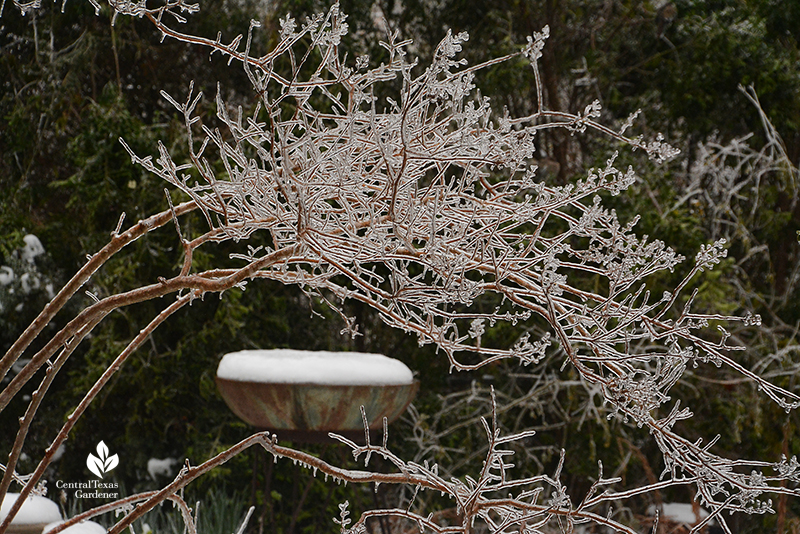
<box><xmin>1</xmin><ymin>1</ymin><xmax>798</xmax><ymax>533</ymax></box>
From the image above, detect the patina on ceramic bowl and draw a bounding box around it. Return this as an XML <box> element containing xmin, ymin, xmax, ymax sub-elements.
<box><xmin>215</xmin><ymin>349</ymin><xmax>418</xmax><ymax>442</ymax></box>
<box><xmin>216</xmin><ymin>378</ymin><xmax>419</xmax><ymax>441</ymax></box>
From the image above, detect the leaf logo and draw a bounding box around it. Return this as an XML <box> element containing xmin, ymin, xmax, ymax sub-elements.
<box><xmin>86</xmin><ymin>441</ymin><xmax>119</xmax><ymax>479</ymax></box>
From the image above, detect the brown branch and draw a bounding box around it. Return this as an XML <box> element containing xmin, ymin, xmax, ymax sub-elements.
<box><xmin>0</xmin><ymin>312</ymin><xmax>107</xmax><ymax>520</ymax></box>
<box><xmin>0</xmin><ymin>243</ymin><xmax>299</xmax><ymax>527</ymax></box>
<box><xmin>0</xmin><ymin>293</ymin><xmax>194</xmax><ymax>531</ymax></box>
<box><xmin>43</xmin><ymin>492</ymin><xmax>190</xmax><ymax>534</ymax></box>
<box><xmin>0</xmin><ymin>243</ymin><xmax>298</xmax><ymax>413</ymax></box>
<box><xmin>0</xmin><ymin>200</ymin><xmax>197</xmax><ymax>384</ymax></box>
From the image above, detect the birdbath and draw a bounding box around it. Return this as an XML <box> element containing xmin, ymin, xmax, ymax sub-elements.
<box><xmin>0</xmin><ymin>493</ymin><xmax>62</xmax><ymax>534</ymax></box>
<box><xmin>216</xmin><ymin>349</ymin><xmax>418</xmax><ymax>443</ymax></box>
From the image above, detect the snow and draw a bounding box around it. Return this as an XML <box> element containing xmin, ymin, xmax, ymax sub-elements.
<box><xmin>147</xmin><ymin>457</ymin><xmax>180</xmax><ymax>480</ymax></box>
<box><xmin>44</xmin><ymin>520</ymin><xmax>106</xmax><ymax>534</ymax></box>
<box><xmin>20</xmin><ymin>272</ymin><xmax>40</xmax><ymax>294</ymax></box>
<box><xmin>217</xmin><ymin>349</ymin><xmax>414</xmax><ymax>385</ymax></box>
<box><xmin>0</xmin><ymin>493</ymin><xmax>62</xmax><ymax>525</ymax></box>
<box><xmin>51</xmin><ymin>444</ymin><xmax>66</xmax><ymax>462</ymax></box>
<box><xmin>647</xmin><ymin>502</ymin><xmax>711</xmax><ymax>524</ymax></box>
<box><xmin>0</xmin><ymin>266</ymin><xmax>14</xmax><ymax>285</ymax></box>
<box><xmin>21</xmin><ymin>235</ymin><xmax>45</xmax><ymax>263</ymax></box>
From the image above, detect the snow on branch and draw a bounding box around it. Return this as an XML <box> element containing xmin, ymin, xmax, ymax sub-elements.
<box><xmin>2</xmin><ymin>1</ymin><xmax>799</xmax><ymax>533</ymax></box>
<box><xmin>112</xmin><ymin>4</ymin><xmax>798</xmax><ymax>528</ymax></box>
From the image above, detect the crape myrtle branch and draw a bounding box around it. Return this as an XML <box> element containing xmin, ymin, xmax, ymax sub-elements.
<box><xmin>666</xmin><ymin>86</ymin><xmax>800</xmax><ymax>399</ymax></box>
<box><xmin>0</xmin><ymin>312</ymin><xmax>106</xmax><ymax>525</ymax></box>
<box><xmin>128</xmin><ymin>0</ymin><xmax>799</xmax><ymax>523</ymax></box>
<box><xmin>1</xmin><ymin>0</ymin><xmax>800</xmax><ymax>532</ymax></box>
<box><xmin>0</xmin><ymin>200</ymin><xmax>197</xmax><ymax>387</ymax></box>
<box><xmin>33</xmin><ymin>399</ymin><xmax>800</xmax><ymax>534</ymax></box>
<box><xmin>103</xmin><ymin>431</ymin><xmax>447</xmax><ymax>534</ymax></box>
<box><xmin>401</xmin><ymin>373</ymin><xmax>570</xmax><ymax>479</ymax></box>
<box><xmin>63</xmin><ymin>493</ymin><xmax>256</xmax><ymax>534</ymax></box>
<box><xmin>0</xmin><ymin>237</ymin><xmax>300</xmax><ymax>413</ymax></box>
<box><xmin>47</xmin><ymin>487</ymin><xmax>255</xmax><ymax>534</ymax></box>
<box><xmin>0</xmin><ymin>201</ymin><xmax>193</xmax><ymax>528</ymax></box>
<box><xmin>54</xmin><ymin>401</ymin><xmax>647</xmax><ymax>534</ymax></box>
<box><xmin>0</xmin><ymin>292</ymin><xmax>194</xmax><ymax>532</ymax></box>
<box><xmin>43</xmin><ymin>491</ymin><xmax>194</xmax><ymax>534</ymax></box>
<box><xmin>330</xmin><ymin>393</ymin><xmax>638</xmax><ymax>534</ymax></box>
<box><xmin>0</xmin><ymin>239</ymin><xmax>305</xmax><ymax>529</ymax></box>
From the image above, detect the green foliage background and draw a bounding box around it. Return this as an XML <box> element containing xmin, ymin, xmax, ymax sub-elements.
<box><xmin>1</xmin><ymin>0</ymin><xmax>799</xmax><ymax>532</ymax></box>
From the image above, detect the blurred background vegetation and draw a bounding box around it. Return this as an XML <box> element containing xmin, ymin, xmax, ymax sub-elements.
<box><xmin>1</xmin><ymin>0</ymin><xmax>799</xmax><ymax>532</ymax></box>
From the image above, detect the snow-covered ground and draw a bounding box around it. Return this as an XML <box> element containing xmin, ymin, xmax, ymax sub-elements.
<box><xmin>217</xmin><ymin>349</ymin><xmax>414</xmax><ymax>385</ymax></box>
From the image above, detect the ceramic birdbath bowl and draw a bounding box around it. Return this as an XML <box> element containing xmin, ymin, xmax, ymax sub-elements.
<box><xmin>216</xmin><ymin>349</ymin><xmax>418</xmax><ymax>443</ymax></box>
<box><xmin>1</xmin><ymin>493</ymin><xmax>62</xmax><ymax>534</ymax></box>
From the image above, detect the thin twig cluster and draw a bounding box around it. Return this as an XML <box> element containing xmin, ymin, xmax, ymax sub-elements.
<box><xmin>1</xmin><ymin>1</ymin><xmax>799</xmax><ymax>533</ymax></box>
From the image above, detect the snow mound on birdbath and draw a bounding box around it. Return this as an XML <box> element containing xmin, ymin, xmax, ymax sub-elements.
<box><xmin>217</xmin><ymin>349</ymin><xmax>414</xmax><ymax>385</ymax></box>
<box><xmin>44</xmin><ymin>520</ymin><xmax>106</xmax><ymax>534</ymax></box>
<box><xmin>0</xmin><ymin>493</ymin><xmax>61</xmax><ymax>525</ymax></box>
